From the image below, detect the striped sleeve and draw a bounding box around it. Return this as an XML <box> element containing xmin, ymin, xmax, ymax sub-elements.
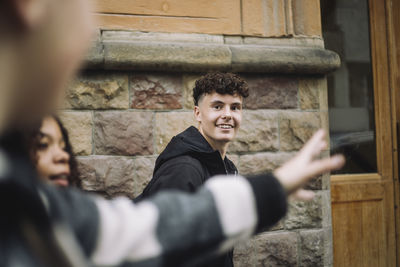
<box><xmin>89</xmin><ymin>174</ymin><xmax>287</xmax><ymax>266</ymax></box>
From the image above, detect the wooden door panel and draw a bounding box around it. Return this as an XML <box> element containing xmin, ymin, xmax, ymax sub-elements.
<box><xmin>328</xmin><ymin>0</ymin><xmax>398</xmax><ymax>266</ymax></box>
<box><xmin>332</xmin><ymin>200</ymin><xmax>386</xmax><ymax>267</ymax></box>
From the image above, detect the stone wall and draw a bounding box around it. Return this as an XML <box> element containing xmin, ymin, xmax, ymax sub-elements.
<box><xmin>61</xmin><ymin>58</ymin><xmax>332</xmax><ymax>265</ymax></box>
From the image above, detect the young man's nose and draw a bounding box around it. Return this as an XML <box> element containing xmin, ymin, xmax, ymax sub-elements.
<box><xmin>221</xmin><ymin>107</ymin><xmax>232</xmax><ymax>119</ymax></box>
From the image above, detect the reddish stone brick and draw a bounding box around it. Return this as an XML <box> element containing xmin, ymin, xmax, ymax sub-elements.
<box><xmin>130</xmin><ymin>74</ymin><xmax>182</xmax><ymax>109</ymax></box>
<box><xmin>244</xmin><ymin>76</ymin><xmax>298</xmax><ymax>109</ymax></box>
<box><xmin>94</xmin><ymin>112</ymin><xmax>154</xmax><ymax>156</ymax></box>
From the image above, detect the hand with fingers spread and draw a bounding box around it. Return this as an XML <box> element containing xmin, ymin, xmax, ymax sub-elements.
<box><xmin>274</xmin><ymin>129</ymin><xmax>345</xmax><ymax>201</ymax></box>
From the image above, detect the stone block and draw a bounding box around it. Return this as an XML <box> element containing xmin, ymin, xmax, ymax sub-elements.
<box><xmin>77</xmin><ymin>156</ymin><xmax>135</xmax><ymax>198</ymax></box>
<box><xmin>244</xmin><ymin>76</ymin><xmax>298</xmax><ymax>109</ymax></box>
<box><xmin>66</xmin><ymin>72</ymin><xmax>129</xmax><ymax>109</ymax></box>
<box><xmin>299</xmin><ymin>229</ymin><xmax>325</xmax><ymax>267</ymax></box>
<box><xmin>104</xmin><ymin>42</ymin><xmax>232</xmax><ymax>72</ymax></box>
<box><xmin>239</xmin><ymin>152</ymin><xmax>294</xmax><ymax>175</ymax></box>
<box><xmin>229</xmin><ymin>110</ymin><xmax>279</xmax><ymax>153</ymax></box>
<box><xmin>284</xmin><ymin>194</ymin><xmax>322</xmax><ymax>230</ymax></box>
<box><xmin>233</xmin><ymin>239</ymin><xmax>256</xmax><ymax>267</ymax></box>
<box><xmin>132</xmin><ymin>156</ymin><xmax>157</xmax><ymax>197</ymax></box>
<box><xmin>59</xmin><ymin>112</ymin><xmax>92</xmax><ymax>156</ymax></box>
<box><xmin>299</xmin><ymin>79</ymin><xmax>320</xmax><ymax>110</ymax></box>
<box><xmin>130</xmin><ymin>74</ymin><xmax>183</xmax><ymax>109</ymax></box>
<box><xmin>183</xmin><ymin>74</ymin><xmax>201</xmax><ymax>110</ymax></box>
<box><xmin>255</xmin><ymin>231</ymin><xmax>298</xmax><ymax>266</ymax></box>
<box><xmin>280</xmin><ymin>111</ymin><xmax>321</xmax><ymax>151</ymax></box>
<box><xmin>94</xmin><ymin>112</ymin><xmax>153</xmax><ymax>156</ymax></box>
<box><xmin>155</xmin><ymin>112</ymin><xmax>196</xmax><ymax>153</ymax></box>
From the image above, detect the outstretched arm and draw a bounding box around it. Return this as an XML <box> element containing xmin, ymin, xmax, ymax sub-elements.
<box><xmin>48</xmin><ymin>129</ymin><xmax>344</xmax><ymax>267</ymax></box>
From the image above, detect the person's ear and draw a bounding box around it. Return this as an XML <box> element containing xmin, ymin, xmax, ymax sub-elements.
<box><xmin>194</xmin><ymin>106</ymin><xmax>202</xmax><ymax>123</ymax></box>
<box><xmin>12</xmin><ymin>0</ymin><xmax>48</xmax><ymax>30</ymax></box>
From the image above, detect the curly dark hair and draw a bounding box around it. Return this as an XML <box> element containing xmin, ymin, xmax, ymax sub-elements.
<box><xmin>29</xmin><ymin>115</ymin><xmax>81</xmax><ymax>188</ymax></box>
<box><xmin>193</xmin><ymin>72</ymin><xmax>249</xmax><ymax>106</ymax></box>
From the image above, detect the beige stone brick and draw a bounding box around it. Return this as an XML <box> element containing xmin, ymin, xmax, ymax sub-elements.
<box><xmin>255</xmin><ymin>231</ymin><xmax>298</xmax><ymax>266</ymax></box>
<box><xmin>284</xmin><ymin>194</ymin><xmax>323</xmax><ymax>230</ymax></box>
<box><xmin>132</xmin><ymin>156</ymin><xmax>157</xmax><ymax>197</ymax></box>
<box><xmin>239</xmin><ymin>152</ymin><xmax>294</xmax><ymax>175</ymax></box>
<box><xmin>229</xmin><ymin>110</ymin><xmax>279</xmax><ymax>153</ymax></box>
<box><xmin>299</xmin><ymin>79</ymin><xmax>320</xmax><ymax>110</ymax></box>
<box><xmin>66</xmin><ymin>73</ymin><xmax>129</xmax><ymax>109</ymax></box>
<box><xmin>182</xmin><ymin>74</ymin><xmax>201</xmax><ymax>110</ymax></box>
<box><xmin>155</xmin><ymin>112</ymin><xmax>196</xmax><ymax>153</ymax></box>
<box><xmin>299</xmin><ymin>229</ymin><xmax>325</xmax><ymax>267</ymax></box>
<box><xmin>279</xmin><ymin>111</ymin><xmax>321</xmax><ymax>151</ymax></box>
<box><xmin>233</xmin><ymin>239</ymin><xmax>256</xmax><ymax>267</ymax></box>
<box><xmin>59</xmin><ymin>112</ymin><xmax>93</xmax><ymax>156</ymax></box>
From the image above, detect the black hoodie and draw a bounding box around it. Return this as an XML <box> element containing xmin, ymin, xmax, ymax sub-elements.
<box><xmin>139</xmin><ymin>126</ymin><xmax>238</xmax><ymax>267</ymax></box>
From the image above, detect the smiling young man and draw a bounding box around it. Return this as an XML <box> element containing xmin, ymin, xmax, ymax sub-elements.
<box><xmin>139</xmin><ymin>72</ymin><xmax>249</xmax><ymax>267</ymax></box>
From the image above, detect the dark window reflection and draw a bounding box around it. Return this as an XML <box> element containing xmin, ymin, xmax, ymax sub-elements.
<box><xmin>321</xmin><ymin>0</ymin><xmax>377</xmax><ymax>174</ymax></box>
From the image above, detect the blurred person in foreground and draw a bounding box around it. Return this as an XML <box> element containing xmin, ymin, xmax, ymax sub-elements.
<box><xmin>0</xmin><ymin>0</ymin><xmax>345</xmax><ymax>267</ymax></box>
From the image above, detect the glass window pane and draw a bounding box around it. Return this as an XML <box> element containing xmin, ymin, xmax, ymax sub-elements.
<box><xmin>321</xmin><ymin>0</ymin><xmax>377</xmax><ymax>174</ymax></box>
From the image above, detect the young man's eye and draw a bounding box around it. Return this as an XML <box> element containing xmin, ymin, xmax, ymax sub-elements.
<box><xmin>232</xmin><ymin>106</ymin><xmax>241</xmax><ymax>111</ymax></box>
<box><xmin>213</xmin><ymin>105</ymin><xmax>222</xmax><ymax>110</ymax></box>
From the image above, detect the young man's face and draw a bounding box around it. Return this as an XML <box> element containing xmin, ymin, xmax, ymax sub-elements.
<box><xmin>195</xmin><ymin>92</ymin><xmax>243</xmax><ymax>147</ymax></box>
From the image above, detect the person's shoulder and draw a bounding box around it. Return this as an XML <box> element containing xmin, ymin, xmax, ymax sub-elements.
<box><xmin>157</xmin><ymin>155</ymin><xmax>204</xmax><ymax>175</ymax></box>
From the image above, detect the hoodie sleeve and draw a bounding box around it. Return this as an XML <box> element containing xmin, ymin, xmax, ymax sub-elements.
<box><xmin>144</xmin><ymin>157</ymin><xmax>205</xmax><ymax>196</ymax></box>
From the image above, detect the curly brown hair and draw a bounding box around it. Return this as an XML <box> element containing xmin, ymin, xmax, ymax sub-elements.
<box><xmin>193</xmin><ymin>72</ymin><xmax>249</xmax><ymax>106</ymax></box>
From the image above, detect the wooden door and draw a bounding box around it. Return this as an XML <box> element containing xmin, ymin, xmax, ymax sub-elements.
<box><xmin>322</xmin><ymin>0</ymin><xmax>398</xmax><ymax>266</ymax></box>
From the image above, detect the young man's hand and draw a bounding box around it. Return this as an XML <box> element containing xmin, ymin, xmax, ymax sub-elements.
<box><xmin>274</xmin><ymin>129</ymin><xmax>345</xmax><ymax>201</ymax></box>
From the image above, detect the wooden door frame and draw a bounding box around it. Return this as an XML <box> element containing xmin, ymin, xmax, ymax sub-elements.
<box><xmin>330</xmin><ymin>0</ymin><xmax>398</xmax><ymax>265</ymax></box>
<box><xmin>386</xmin><ymin>0</ymin><xmax>400</xmax><ymax>264</ymax></box>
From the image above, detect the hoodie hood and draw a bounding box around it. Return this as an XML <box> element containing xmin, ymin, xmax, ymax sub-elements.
<box><xmin>154</xmin><ymin>126</ymin><xmax>237</xmax><ymax>176</ymax></box>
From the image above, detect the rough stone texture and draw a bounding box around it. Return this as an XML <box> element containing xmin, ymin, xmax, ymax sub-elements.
<box><xmin>255</xmin><ymin>232</ymin><xmax>298</xmax><ymax>267</ymax></box>
<box><xmin>155</xmin><ymin>112</ymin><xmax>196</xmax><ymax>153</ymax></box>
<box><xmin>183</xmin><ymin>74</ymin><xmax>200</xmax><ymax>109</ymax></box>
<box><xmin>280</xmin><ymin>111</ymin><xmax>321</xmax><ymax>151</ymax></box>
<box><xmin>285</xmin><ymin>194</ymin><xmax>323</xmax><ymax>230</ymax></box>
<box><xmin>104</xmin><ymin>42</ymin><xmax>232</xmax><ymax>72</ymax></box>
<box><xmin>299</xmin><ymin>78</ymin><xmax>320</xmax><ymax>110</ymax></box>
<box><xmin>77</xmin><ymin>156</ymin><xmax>136</xmax><ymax>198</ymax></box>
<box><xmin>132</xmin><ymin>156</ymin><xmax>157</xmax><ymax>197</ymax></box>
<box><xmin>66</xmin><ymin>73</ymin><xmax>129</xmax><ymax>109</ymax></box>
<box><xmin>83</xmin><ymin>30</ymin><xmax>104</xmax><ymax>68</ymax></box>
<box><xmin>130</xmin><ymin>74</ymin><xmax>183</xmax><ymax>109</ymax></box>
<box><xmin>94</xmin><ymin>112</ymin><xmax>153</xmax><ymax>156</ymax></box>
<box><xmin>230</xmin><ymin>46</ymin><xmax>340</xmax><ymax>74</ymax></box>
<box><xmin>229</xmin><ymin>110</ymin><xmax>279</xmax><ymax>153</ymax></box>
<box><xmin>97</xmin><ymin>38</ymin><xmax>340</xmax><ymax>74</ymax></box>
<box><xmin>299</xmin><ymin>229</ymin><xmax>324</xmax><ymax>267</ymax></box>
<box><xmin>244</xmin><ymin>76</ymin><xmax>298</xmax><ymax>109</ymax></box>
<box><xmin>59</xmin><ymin>112</ymin><xmax>93</xmax><ymax>156</ymax></box>
<box><xmin>233</xmin><ymin>239</ymin><xmax>256</xmax><ymax>267</ymax></box>
<box><xmin>239</xmin><ymin>152</ymin><xmax>294</xmax><ymax>175</ymax></box>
